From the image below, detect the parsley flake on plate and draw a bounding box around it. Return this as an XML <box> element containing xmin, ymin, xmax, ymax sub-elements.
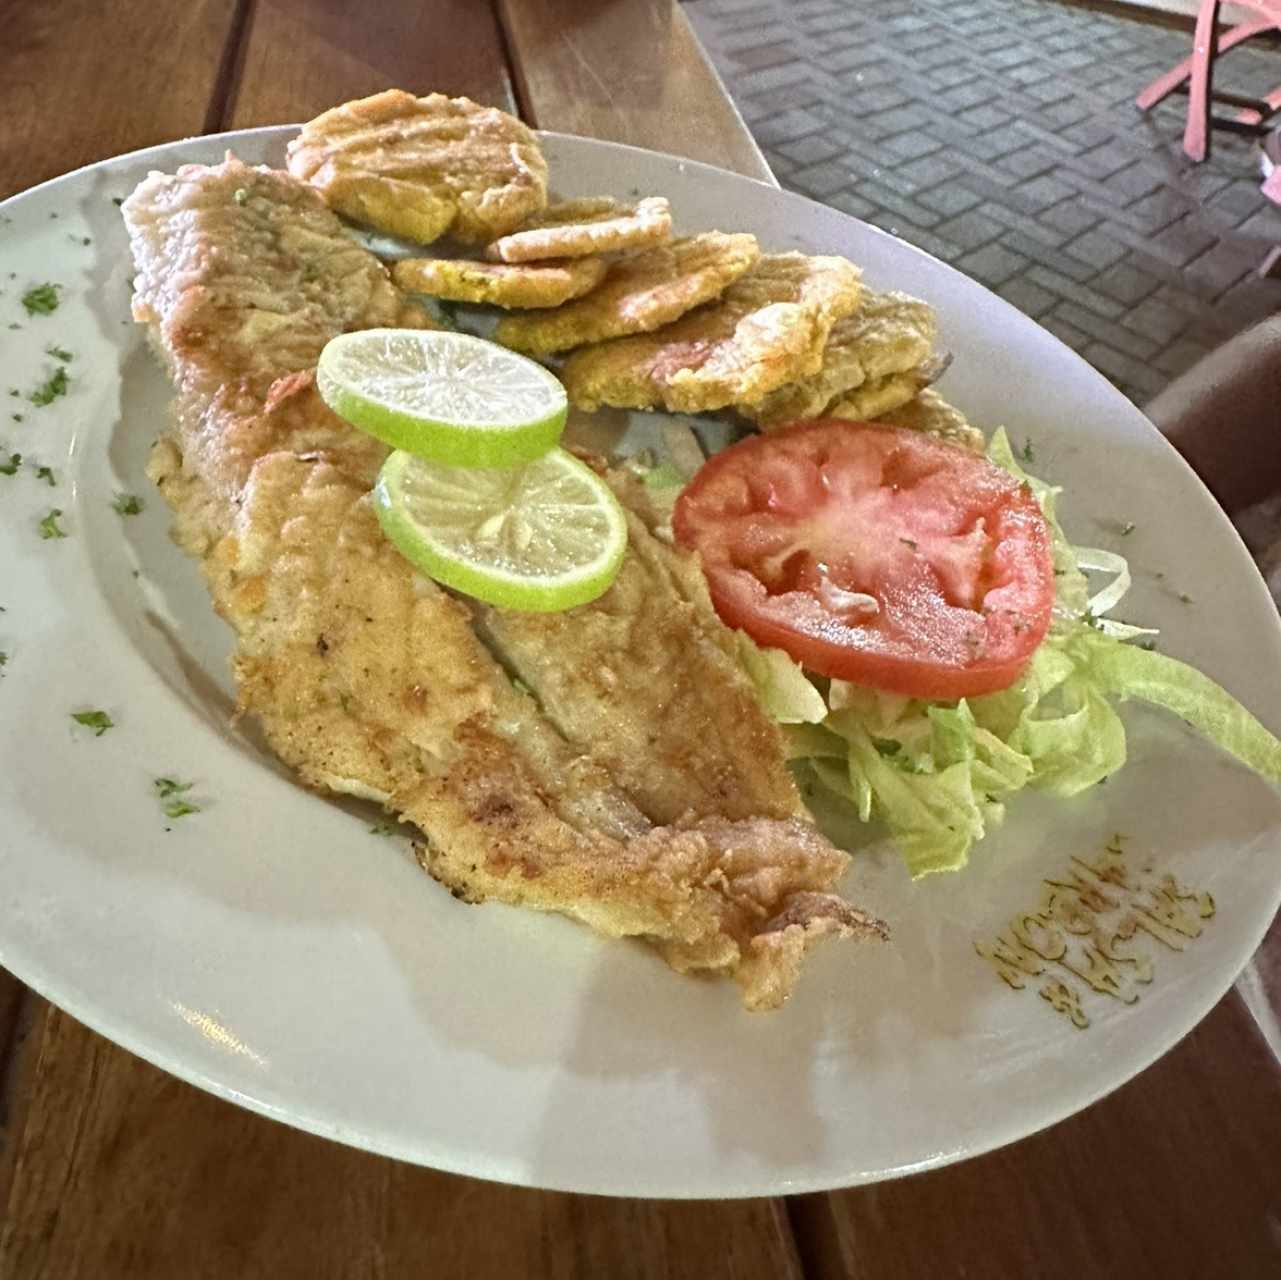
<box><xmin>0</xmin><ymin>453</ymin><xmax>19</xmax><ymax>476</ymax></box>
<box><xmin>35</xmin><ymin>465</ymin><xmax>55</xmax><ymax>487</ymax></box>
<box><xmin>71</xmin><ymin>710</ymin><xmax>114</xmax><ymax>736</ymax></box>
<box><xmin>154</xmin><ymin>777</ymin><xmax>202</xmax><ymax>819</ymax></box>
<box><xmin>29</xmin><ymin>367</ymin><xmax>68</xmax><ymax>407</ymax></box>
<box><xmin>45</xmin><ymin>344</ymin><xmax>73</xmax><ymax>362</ymax></box>
<box><xmin>112</xmin><ymin>493</ymin><xmax>143</xmax><ymax>516</ymax></box>
<box><xmin>21</xmin><ymin>283</ymin><xmax>60</xmax><ymax>316</ymax></box>
<box><xmin>38</xmin><ymin>509</ymin><xmax>67</xmax><ymax>539</ymax></box>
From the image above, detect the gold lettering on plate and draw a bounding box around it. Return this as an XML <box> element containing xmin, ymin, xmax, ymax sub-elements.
<box><xmin>974</xmin><ymin>837</ymin><xmax>1215</xmax><ymax>1029</ymax></box>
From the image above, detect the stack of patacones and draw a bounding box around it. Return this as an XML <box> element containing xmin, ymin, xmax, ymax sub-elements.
<box><xmin>285</xmin><ymin>89</ymin><xmax>982</xmax><ymax>451</ymax></box>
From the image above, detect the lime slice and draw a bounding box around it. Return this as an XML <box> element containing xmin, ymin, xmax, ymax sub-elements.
<box><xmin>374</xmin><ymin>447</ymin><xmax>629</xmax><ymax>612</ymax></box>
<box><xmin>317</xmin><ymin>329</ymin><xmax>567</xmax><ymax>468</ymax></box>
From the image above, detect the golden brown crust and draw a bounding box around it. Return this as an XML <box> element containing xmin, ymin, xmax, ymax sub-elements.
<box><xmin>870</xmin><ymin>387</ymin><xmax>986</xmax><ymax>452</ymax></box>
<box><xmin>485</xmin><ymin>195</ymin><xmax>673</xmax><ymax>262</ymax></box>
<box><xmin>475</xmin><ymin>479</ymin><xmax>804</xmax><ymax>828</ymax></box>
<box><xmin>493</xmin><ymin>232</ymin><xmax>760</xmax><ymax>355</ymax></box>
<box><xmin>285</xmin><ymin>89</ymin><xmax>548</xmax><ymax>244</ymax></box>
<box><xmin>391</xmin><ymin>254</ymin><xmax>607</xmax><ymax>308</ymax></box>
<box><xmin>562</xmin><ymin>252</ymin><xmax>863</xmax><ymax>413</ymax></box>
<box><xmin>745</xmin><ymin>288</ymin><xmax>936</xmax><ymax>428</ymax></box>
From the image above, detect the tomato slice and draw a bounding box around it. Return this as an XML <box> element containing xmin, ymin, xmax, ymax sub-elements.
<box><xmin>673</xmin><ymin>419</ymin><xmax>1055</xmax><ymax>700</ymax></box>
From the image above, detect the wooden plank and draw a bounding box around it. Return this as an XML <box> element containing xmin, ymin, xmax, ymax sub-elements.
<box><xmin>496</xmin><ymin>0</ymin><xmax>775</xmax><ymax>184</ymax></box>
<box><xmin>795</xmin><ymin>966</ymin><xmax>1281</xmax><ymax>1278</ymax></box>
<box><xmin>0</xmin><ymin>0</ymin><xmax>242</xmax><ymax>198</ymax></box>
<box><xmin>0</xmin><ymin>990</ymin><xmax>42</xmax><ymax>1225</ymax></box>
<box><xmin>225</xmin><ymin>0</ymin><xmax>516</xmax><ymax>129</ymax></box>
<box><xmin>0</xmin><ymin>1007</ymin><xmax>803</xmax><ymax>1280</ymax></box>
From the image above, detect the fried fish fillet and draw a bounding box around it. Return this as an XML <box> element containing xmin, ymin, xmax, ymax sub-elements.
<box><xmin>743</xmin><ymin>288</ymin><xmax>936</xmax><ymax>428</ymax></box>
<box><xmin>493</xmin><ymin>232</ymin><xmax>760</xmax><ymax>355</ymax></box>
<box><xmin>485</xmin><ymin>196</ymin><xmax>673</xmax><ymax>263</ymax></box>
<box><xmin>475</xmin><ymin>469</ymin><xmax>801</xmax><ymax>827</ymax></box>
<box><xmin>562</xmin><ymin>252</ymin><xmax>863</xmax><ymax>413</ymax></box>
<box><xmin>391</xmin><ymin>255</ymin><xmax>607</xmax><ymax>308</ymax></box>
<box><xmin>286</xmin><ymin>89</ymin><xmax>548</xmax><ymax>244</ymax></box>
<box><xmin>125</xmin><ymin>155</ymin><xmax>885</xmax><ymax>1010</ymax></box>
<box><xmin>871</xmin><ymin>387</ymin><xmax>985</xmax><ymax>452</ymax></box>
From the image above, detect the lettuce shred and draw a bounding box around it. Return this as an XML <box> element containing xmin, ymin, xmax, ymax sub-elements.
<box><xmin>771</xmin><ymin>428</ymin><xmax>1281</xmax><ymax>877</ymax></box>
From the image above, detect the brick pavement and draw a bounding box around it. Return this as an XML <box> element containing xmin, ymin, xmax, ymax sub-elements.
<box><xmin>686</xmin><ymin>0</ymin><xmax>1281</xmax><ymax>403</ymax></box>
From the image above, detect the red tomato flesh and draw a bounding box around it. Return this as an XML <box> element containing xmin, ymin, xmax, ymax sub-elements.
<box><xmin>672</xmin><ymin>419</ymin><xmax>1055</xmax><ymax>700</ymax></box>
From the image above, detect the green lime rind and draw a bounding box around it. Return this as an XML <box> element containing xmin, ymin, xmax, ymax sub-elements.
<box><xmin>316</xmin><ymin>330</ymin><xmax>568</xmax><ymax>469</ymax></box>
<box><xmin>317</xmin><ymin>366</ymin><xmax>566</xmax><ymax>469</ymax></box>
<box><xmin>374</xmin><ymin>449</ymin><xmax>629</xmax><ymax>613</ymax></box>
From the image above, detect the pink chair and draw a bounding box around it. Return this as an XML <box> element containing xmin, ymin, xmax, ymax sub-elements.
<box><xmin>1135</xmin><ymin>0</ymin><xmax>1281</xmax><ymax>162</ymax></box>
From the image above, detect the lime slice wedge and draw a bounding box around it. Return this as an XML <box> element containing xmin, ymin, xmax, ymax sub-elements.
<box><xmin>374</xmin><ymin>447</ymin><xmax>629</xmax><ymax>612</ymax></box>
<box><xmin>317</xmin><ymin>329</ymin><xmax>567</xmax><ymax>468</ymax></box>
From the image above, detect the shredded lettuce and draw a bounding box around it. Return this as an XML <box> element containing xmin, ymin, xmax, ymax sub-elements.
<box><xmin>736</xmin><ymin>632</ymin><xmax>828</xmax><ymax>724</ymax></box>
<box><xmin>779</xmin><ymin>427</ymin><xmax>1281</xmax><ymax>877</ymax></box>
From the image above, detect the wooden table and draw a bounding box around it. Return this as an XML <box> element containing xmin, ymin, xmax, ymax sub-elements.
<box><xmin>2</xmin><ymin>2</ymin><xmax>1280</xmax><ymax>1275</ymax></box>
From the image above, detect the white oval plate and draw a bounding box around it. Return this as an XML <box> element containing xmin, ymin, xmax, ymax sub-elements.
<box><xmin>2</xmin><ymin>128</ymin><xmax>1280</xmax><ymax>1199</ymax></box>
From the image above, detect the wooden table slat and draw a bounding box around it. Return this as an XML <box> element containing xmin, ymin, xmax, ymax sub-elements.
<box><xmin>496</xmin><ymin>0</ymin><xmax>776</xmax><ymax>184</ymax></box>
<box><xmin>226</xmin><ymin>0</ymin><xmax>517</xmax><ymax>129</ymax></box>
<box><xmin>0</xmin><ymin>0</ymin><xmax>244</xmax><ymax>200</ymax></box>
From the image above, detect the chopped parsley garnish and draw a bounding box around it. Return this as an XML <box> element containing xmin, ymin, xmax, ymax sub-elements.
<box><xmin>71</xmin><ymin>710</ymin><xmax>114</xmax><ymax>736</ymax></box>
<box><xmin>112</xmin><ymin>197</ymin><xmax>124</xmax><ymax>207</ymax></box>
<box><xmin>45</xmin><ymin>344</ymin><xmax>73</xmax><ymax>362</ymax></box>
<box><xmin>0</xmin><ymin>453</ymin><xmax>19</xmax><ymax>476</ymax></box>
<box><xmin>35</xmin><ymin>465</ymin><xmax>55</xmax><ymax>487</ymax></box>
<box><xmin>154</xmin><ymin>777</ymin><xmax>201</xmax><ymax>819</ymax></box>
<box><xmin>7</xmin><ymin>389</ymin><xmax>17</xmax><ymax>398</ymax></box>
<box><xmin>369</xmin><ymin>822</ymin><xmax>397</xmax><ymax>836</ymax></box>
<box><xmin>38</xmin><ymin>508</ymin><xmax>67</xmax><ymax>539</ymax></box>
<box><xmin>0</xmin><ymin>651</ymin><xmax>7</xmax><ymax>675</ymax></box>
<box><xmin>112</xmin><ymin>492</ymin><xmax>143</xmax><ymax>515</ymax></box>
<box><xmin>233</xmin><ymin>188</ymin><xmax>248</xmax><ymax>205</ymax></box>
<box><xmin>1019</xmin><ymin>438</ymin><xmax>1035</xmax><ymax>463</ymax></box>
<box><xmin>21</xmin><ymin>283</ymin><xmax>60</xmax><ymax>316</ymax></box>
<box><xmin>12</xmin><ymin>413</ymin><xmax>23</xmax><ymax>422</ymax></box>
<box><xmin>1179</xmin><ymin>592</ymin><xmax>1194</xmax><ymax>604</ymax></box>
<box><xmin>29</xmin><ymin>366</ymin><xmax>69</xmax><ymax>407</ymax></box>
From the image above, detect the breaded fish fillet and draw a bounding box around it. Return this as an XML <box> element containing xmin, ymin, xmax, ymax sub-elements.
<box><xmin>493</xmin><ymin>232</ymin><xmax>760</xmax><ymax>355</ymax></box>
<box><xmin>475</xmin><ymin>469</ymin><xmax>801</xmax><ymax>827</ymax></box>
<box><xmin>562</xmin><ymin>252</ymin><xmax>863</xmax><ymax>413</ymax></box>
<box><xmin>485</xmin><ymin>196</ymin><xmax>673</xmax><ymax>263</ymax></box>
<box><xmin>391</xmin><ymin>255</ymin><xmax>607</xmax><ymax>308</ymax></box>
<box><xmin>286</xmin><ymin>90</ymin><xmax>548</xmax><ymax>244</ymax></box>
<box><xmin>124</xmin><ymin>156</ymin><xmax>886</xmax><ymax>1010</ymax></box>
<box><xmin>743</xmin><ymin>289</ymin><xmax>936</xmax><ymax>428</ymax></box>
